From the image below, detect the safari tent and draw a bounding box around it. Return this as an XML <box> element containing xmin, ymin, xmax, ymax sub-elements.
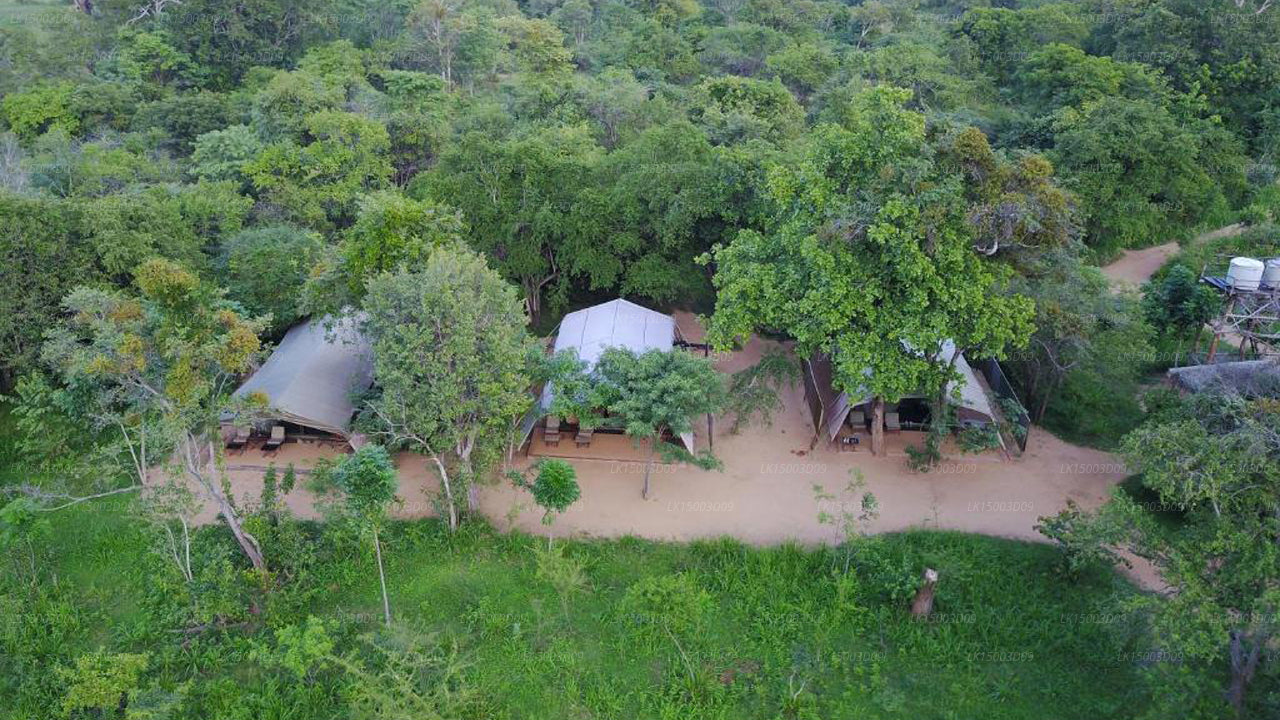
<box><xmin>803</xmin><ymin>341</ymin><xmax>997</xmax><ymax>444</ymax></box>
<box><xmin>231</xmin><ymin>315</ymin><xmax>374</xmax><ymax>439</ymax></box>
<box><xmin>519</xmin><ymin>299</ymin><xmax>696</xmax><ymax>456</ymax></box>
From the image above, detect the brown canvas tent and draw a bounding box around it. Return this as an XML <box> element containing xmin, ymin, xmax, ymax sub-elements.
<box><xmin>232</xmin><ymin>315</ymin><xmax>373</xmax><ymax>437</ymax></box>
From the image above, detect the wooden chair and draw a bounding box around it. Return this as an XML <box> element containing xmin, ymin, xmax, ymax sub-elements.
<box><xmin>849</xmin><ymin>410</ymin><xmax>866</xmax><ymax>430</ymax></box>
<box><xmin>263</xmin><ymin>425</ymin><xmax>285</xmax><ymax>454</ymax></box>
<box><xmin>575</xmin><ymin>427</ymin><xmax>594</xmax><ymax>447</ymax></box>
<box><xmin>544</xmin><ymin>416</ymin><xmax>561</xmax><ymax>447</ymax></box>
<box><xmin>225</xmin><ymin>426</ymin><xmax>250</xmax><ymax>454</ymax></box>
<box><xmin>885</xmin><ymin>412</ymin><xmax>901</xmax><ymax>433</ymax></box>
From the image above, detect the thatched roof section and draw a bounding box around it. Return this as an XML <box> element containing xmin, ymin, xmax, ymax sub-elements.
<box><xmin>1168</xmin><ymin>360</ymin><xmax>1280</xmax><ymax>395</ymax></box>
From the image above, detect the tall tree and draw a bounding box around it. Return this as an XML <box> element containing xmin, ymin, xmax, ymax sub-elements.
<box><xmin>330</xmin><ymin>445</ymin><xmax>399</xmax><ymax>627</ymax></box>
<box><xmin>245</xmin><ymin>111</ymin><xmax>394</xmax><ymax>229</ymax></box>
<box><xmin>1008</xmin><ymin>250</ymin><xmax>1150</xmax><ymax>424</ymax></box>
<box><xmin>704</xmin><ymin>87</ymin><xmax>1033</xmax><ymax>455</ymax></box>
<box><xmin>0</xmin><ymin>194</ymin><xmax>99</xmax><ymax>388</ymax></box>
<box><xmin>220</xmin><ymin>226</ymin><xmax>323</xmax><ymax>335</ymax></box>
<box><xmin>37</xmin><ymin>258</ymin><xmax>267</xmax><ymax>569</ymax></box>
<box><xmin>1142</xmin><ymin>264</ymin><xmax>1220</xmax><ymax>363</ymax></box>
<box><xmin>1040</xmin><ymin>389</ymin><xmax>1280</xmax><ymax>718</ymax></box>
<box><xmin>578</xmin><ymin>348</ymin><xmax>726</xmax><ymax>499</ymax></box>
<box><xmin>303</xmin><ymin>191</ymin><xmax>465</xmax><ymax>317</ymax></box>
<box><xmin>360</xmin><ymin>246</ymin><xmax>537</xmax><ymax>531</ymax></box>
<box><xmin>1050</xmin><ymin>97</ymin><xmax>1242</xmax><ymax>257</ymax></box>
<box><xmin>417</xmin><ymin>125</ymin><xmax>601</xmax><ymax>325</ymax></box>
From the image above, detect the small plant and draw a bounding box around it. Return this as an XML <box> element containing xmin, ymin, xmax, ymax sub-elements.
<box><xmin>509</xmin><ymin>459</ymin><xmax>581</xmax><ymax>546</ymax></box>
<box><xmin>331</xmin><ymin>446</ymin><xmax>400</xmax><ymax>626</ymax></box>
<box><xmin>813</xmin><ymin>470</ymin><xmax>879</xmax><ymax>573</ymax></box>
<box><xmin>1035</xmin><ymin>500</ymin><xmax>1129</xmax><ymax>577</ymax></box>
<box><xmin>281</xmin><ymin>463</ymin><xmax>297</xmax><ymax>495</ymax></box>
<box><xmin>906</xmin><ymin>402</ymin><xmax>952</xmax><ymax>471</ymax></box>
<box><xmin>621</xmin><ymin>574</ymin><xmax>711</xmax><ymax>685</ymax></box>
<box><xmin>531</xmin><ymin>542</ymin><xmax>587</xmax><ymax>619</ymax></box>
<box><xmin>58</xmin><ymin>650</ymin><xmax>150</xmax><ymax>718</ymax></box>
<box><xmin>997</xmin><ymin>396</ymin><xmax>1029</xmax><ymax>444</ymax></box>
<box><xmin>957</xmin><ymin>424</ymin><xmax>1001</xmax><ymax>453</ymax></box>
<box><xmin>904</xmin><ymin>433</ymin><xmax>943</xmax><ymax>471</ymax></box>
<box><xmin>0</xmin><ymin>497</ymin><xmax>50</xmax><ymax>583</ymax></box>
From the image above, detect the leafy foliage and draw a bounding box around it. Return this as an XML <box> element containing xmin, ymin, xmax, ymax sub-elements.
<box><xmin>517</xmin><ymin>459</ymin><xmax>580</xmax><ymax>525</ymax></box>
<box><xmin>360</xmin><ymin>245</ymin><xmax>537</xmax><ymax>529</ymax></box>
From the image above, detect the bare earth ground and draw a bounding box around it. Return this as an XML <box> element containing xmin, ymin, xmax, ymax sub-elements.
<box><xmin>174</xmin><ymin>312</ymin><xmax>1165</xmax><ymax>590</ymax></box>
<box><xmin>1101</xmin><ymin>242</ymin><xmax>1179</xmax><ymax>289</ymax></box>
<box><xmin>1102</xmin><ymin>224</ymin><xmax>1245</xmax><ymax>291</ymax></box>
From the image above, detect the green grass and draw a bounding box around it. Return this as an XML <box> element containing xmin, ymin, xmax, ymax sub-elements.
<box><xmin>0</xmin><ymin>400</ymin><xmax>1156</xmax><ymax>719</ymax></box>
<box><xmin>0</xmin><ymin>495</ymin><xmax>1159</xmax><ymax>720</ymax></box>
<box><xmin>0</xmin><ymin>0</ymin><xmax>66</xmax><ymax>31</ymax></box>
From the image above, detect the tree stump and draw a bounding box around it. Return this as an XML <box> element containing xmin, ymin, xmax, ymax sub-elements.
<box><xmin>911</xmin><ymin>568</ymin><xmax>939</xmax><ymax>618</ymax></box>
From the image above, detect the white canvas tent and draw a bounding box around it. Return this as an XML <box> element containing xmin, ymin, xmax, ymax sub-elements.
<box><xmin>807</xmin><ymin>341</ymin><xmax>996</xmax><ymax>442</ymax></box>
<box><xmin>232</xmin><ymin>316</ymin><xmax>373</xmax><ymax>437</ymax></box>
<box><xmin>520</xmin><ymin>299</ymin><xmax>696</xmax><ymax>451</ymax></box>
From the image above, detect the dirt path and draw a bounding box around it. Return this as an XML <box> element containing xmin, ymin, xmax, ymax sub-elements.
<box><xmin>481</xmin><ymin>312</ymin><xmax>1167</xmax><ymax>591</ymax></box>
<box><xmin>1101</xmin><ymin>243</ymin><xmax>1179</xmax><ymax>289</ymax></box>
<box><xmin>1102</xmin><ymin>224</ymin><xmax>1245</xmax><ymax>291</ymax></box>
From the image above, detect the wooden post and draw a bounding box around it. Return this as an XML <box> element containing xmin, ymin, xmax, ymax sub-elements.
<box><xmin>911</xmin><ymin>568</ymin><xmax>939</xmax><ymax>618</ymax></box>
<box><xmin>871</xmin><ymin>397</ymin><xmax>885</xmax><ymax>456</ymax></box>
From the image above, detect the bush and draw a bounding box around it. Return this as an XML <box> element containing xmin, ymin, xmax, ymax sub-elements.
<box><xmin>219</xmin><ymin>226</ymin><xmax>323</xmax><ymax>334</ymax></box>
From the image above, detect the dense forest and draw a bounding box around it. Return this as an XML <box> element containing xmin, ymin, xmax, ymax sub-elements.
<box><xmin>1</xmin><ymin>0</ymin><xmax>1279</xmax><ymax>717</ymax></box>
<box><xmin>1</xmin><ymin>0</ymin><xmax>1278</xmax><ymax>436</ymax></box>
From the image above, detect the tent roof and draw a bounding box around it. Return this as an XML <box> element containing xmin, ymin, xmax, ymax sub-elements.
<box><xmin>551</xmin><ymin>298</ymin><xmax>676</xmax><ymax>367</ymax></box>
<box><xmin>233</xmin><ymin>316</ymin><xmax>373</xmax><ymax>436</ymax></box>
<box><xmin>521</xmin><ymin>299</ymin><xmax>689</xmax><ymax>449</ymax></box>
<box><xmin>809</xmin><ymin>342</ymin><xmax>996</xmax><ymax>441</ymax></box>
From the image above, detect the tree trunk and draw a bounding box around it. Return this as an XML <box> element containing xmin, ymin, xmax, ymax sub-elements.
<box><xmin>1227</xmin><ymin>630</ymin><xmax>1263</xmax><ymax>716</ymax></box>
<box><xmin>642</xmin><ymin>438</ymin><xmax>656</xmax><ymax>499</ymax></box>
<box><xmin>182</xmin><ymin>435</ymin><xmax>265</xmax><ymax>571</ymax></box>
<box><xmin>1035</xmin><ymin>374</ymin><xmax>1059</xmax><ymax>425</ymax></box>
<box><xmin>523</xmin><ymin>277</ymin><xmax>542</xmax><ymax>327</ymax></box>
<box><xmin>457</xmin><ymin>434</ymin><xmax>479</xmax><ymax>514</ymax></box>
<box><xmin>871</xmin><ymin>397</ymin><xmax>885</xmax><ymax>456</ymax></box>
<box><xmin>218</xmin><ymin>495</ymin><xmax>267</xmax><ymax>571</ymax></box>
<box><xmin>373</xmin><ymin>525</ymin><xmax>391</xmax><ymax>627</ymax></box>
<box><xmin>937</xmin><ymin>352</ymin><xmax>961</xmax><ymax>433</ymax></box>
<box><xmin>911</xmin><ymin>568</ymin><xmax>939</xmax><ymax>618</ymax></box>
<box><xmin>429</xmin><ymin>456</ymin><xmax>459</xmax><ymax>531</ymax></box>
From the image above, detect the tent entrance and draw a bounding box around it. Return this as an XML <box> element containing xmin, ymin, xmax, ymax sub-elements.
<box><xmin>895</xmin><ymin>398</ymin><xmax>932</xmax><ymax>430</ymax></box>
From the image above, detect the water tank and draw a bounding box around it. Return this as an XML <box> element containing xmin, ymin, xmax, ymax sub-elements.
<box><xmin>1264</xmin><ymin>259</ymin><xmax>1280</xmax><ymax>288</ymax></box>
<box><xmin>1228</xmin><ymin>257</ymin><xmax>1264</xmax><ymax>291</ymax></box>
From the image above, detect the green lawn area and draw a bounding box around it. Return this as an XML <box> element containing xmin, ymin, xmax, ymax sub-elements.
<box><xmin>1</xmin><ymin>492</ymin><xmax>1157</xmax><ymax>720</ymax></box>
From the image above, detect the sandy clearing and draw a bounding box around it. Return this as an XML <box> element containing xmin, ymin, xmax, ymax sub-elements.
<box><xmin>171</xmin><ymin>312</ymin><xmax>1164</xmax><ymax>590</ymax></box>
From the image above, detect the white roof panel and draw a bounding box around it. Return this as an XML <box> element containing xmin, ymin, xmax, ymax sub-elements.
<box><xmin>552</xmin><ymin>298</ymin><xmax>676</xmax><ymax>367</ymax></box>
